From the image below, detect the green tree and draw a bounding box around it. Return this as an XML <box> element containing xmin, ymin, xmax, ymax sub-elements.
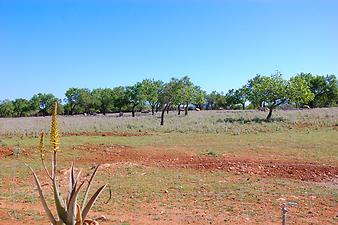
<box><xmin>246</xmin><ymin>75</ymin><xmax>265</xmax><ymax>109</ymax></box>
<box><xmin>226</xmin><ymin>87</ymin><xmax>248</xmax><ymax>110</ymax></box>
<box><xmin>141</xmin><ymin>79</ymin><xmax>163</xmax><ymax>115</ymax></box>
<box><xmin>30</xmin><ymin>93</ymin><xmax>59</xmax><ymax>116</ymax></box>
<box><xmin>64</xmin><ymin>88</ymin><xmax>93</xmax><ymax>115</ymax></box>
<box><xmin>126</xmin><ymin>82</ymin><xmax>146</xmax><ymax>117</ymax></box>
<box><xmin>191</xmin><ymin>85</ymin><xmax>206</xmax><ymax>110</ymax></box>
<box><xmin>206</xmin><ymin>91</ymin><xmax>227</xmax><ymax>110</ymax></box>
<box><xmin>0</xmin><ymin>100</ymin><xmax>14</xmax><ymax>117</ymax></box>
<box><xmin>92</xmin><ymin>88</ymin><xmax>114</xmax><ymax>115</ymax></box>
<box><xmin>13</xmin><ymin>98</ymin><xmax>31</xmax><ymax>117</ymax></box>
<box><xmin>297</xmin><ymin>73</ymin><xmax>338</xmax><ymax>107</ymax></box>
<box><xmin>288</xmin><ymin>76</ymin><xmax>315</xmax><ymax>108</ymax></box>
<box><xmin>248</xmin><ymin>72</ymin><xmax>314</xmax><ymax>120</ymax></box>
<box><xmin>158</xmin><ymin>78</ymin><xmax>181</xmax><ymax>125</ymax></box>
<box><xmin>250</xmin><ymin>72</ymin><xmax>289</xmax><ymax>120</ymax></box>
<box><xmin>111</xmin><ymin>86</ymin><xmax>128</xmax><ymax>114</ymax></box>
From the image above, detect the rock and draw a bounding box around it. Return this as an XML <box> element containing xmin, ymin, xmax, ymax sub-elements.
<box><xmin>101</xmin><ymin>163</ymin><xmax>111</xmax><ymax>169</ymax></box>
<box><xmin>94</xmin><ymin>215</ymin><xmax>107</xmax><ymax>222</ymax></box>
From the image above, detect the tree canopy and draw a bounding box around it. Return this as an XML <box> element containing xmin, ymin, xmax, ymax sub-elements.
<box><xmin>0</xmin><ymin>73</ymin><xmax>337</xmax><ymax>124</ymax></box>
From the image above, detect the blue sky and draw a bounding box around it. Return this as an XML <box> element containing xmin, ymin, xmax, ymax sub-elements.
<box><xmin>0</xmin><ymin>0</ymin><xmax>337</xmax><ymax>100</ymax></box>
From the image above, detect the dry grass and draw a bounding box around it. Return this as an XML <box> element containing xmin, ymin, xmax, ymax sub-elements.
<box><xmin>0</xmin><ymin>108</ymin><xmax>337</xmax><ymax>136</ymax></box>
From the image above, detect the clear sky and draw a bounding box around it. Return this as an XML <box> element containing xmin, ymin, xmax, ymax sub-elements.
<box><xmin>0</xmin><ymin>0</ymin><xmax>337</xmax><ymax>100</ymax></box>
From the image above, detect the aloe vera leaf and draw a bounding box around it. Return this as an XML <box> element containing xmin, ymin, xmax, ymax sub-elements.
<box><xmin>29</xmin><ymin>167</ymin><xmax>57</xmax><ymax>225</ymax></box>
<box><xmin>75</xmin><ymin>204</ymin><xmax>82</xmax><ymax>225</ymax></box>
<box><xmin>53</xmin><ymin>177</ymin><xmax>68</xmax><ymax>223</ymax></box>
<box><xmin>67</xmin><ymin>181</ymin><xmax>85</xmax><ymax>225</ymax></box>
<box><xmin>81</xmin><ymin>165</ymin><xmax>100</xmax><ymax>210</ymax></box>
<box><xmin>82</xmin><ymin>184</ymin><xmax>107</xmax><ymax>221</ymax></box>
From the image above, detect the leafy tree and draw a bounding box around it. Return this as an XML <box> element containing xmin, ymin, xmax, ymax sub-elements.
<box><xmin>206</xmin><ymin>91</ymin><xmax>227</xmax><ymax>110</ymax></box>
<box><xmin>297</xmin><ymin>73</ymin><xmax>338</xmax><ymax>107</ymax></box>
<box><xmin>64</xmin><ymin>88</ymin><xmax>93</xmax><ymax>115</ymax></box>
<box><xmin>246</xmin><ymin>75</ymin><xmax>265</xmax><ymax>109</ymax></box>
<box><xmin>158</xmin><ymin>78</ymin><xmax>181</xmax><ymax>125</ymax></box>
<box><xmin>288</xmin><ymin>76</ymin><xmax>315</xmax><ymax>108</ymax></box>
<box><xmin>248</xmin><ymin>72</ymin><xmax>314</xmax><ymax>120</ymax></box>
<box><xmin>30</xmin><ymin>93</ymin><xmax>59</xmax><ymax>116</ymax></box>
<box><xmin>0</xmin><ymin>100</ymin><xmax>14</xmax><ymax>117</ymax></box>
<box><xmin>226</xmin><ymin>87</ymin><xmax>248</xmax><ymax>110</ymax></box>
<box><xmin>174</xmin><ymin>76</ymin><xmax>205</xmax><ymax>115</ymax></box>
<box><xmin>92</xmin><ymin>88</ymin><xmax>114</xmax><ymax>115</ymax></box>
<box><xmin>191</xmin><ymin>85</ymin><xmax>206</xmax><ymax>110</ymax></box>
<box><xmin>141</xmin><ymin>79</ymin><xmax>163</xmax><ymax>115</ymax></box>
<box><xmin>111</xmin><ymin>86</ymin><xmax>128</xmax><ymax>114</ymax></box>
<box><xmin>126</xmin><ymin>82</ymin><xmax>146</xmax><ymax>117</ymax></box>
<box><xmin>13</xmin><ymin>98</ymin><xmax>31</xmax><ymax>117</ymax></box>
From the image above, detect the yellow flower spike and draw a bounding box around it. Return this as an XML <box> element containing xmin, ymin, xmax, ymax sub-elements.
<box><xmin>50</xmin><ymin>101</ymin><xmax>60</xmax><ymax>152</ymax></box>
<box><xmin>38</xmin><ymin>131</ymin><xmax>45</xmax><ymax>160</ymax></box>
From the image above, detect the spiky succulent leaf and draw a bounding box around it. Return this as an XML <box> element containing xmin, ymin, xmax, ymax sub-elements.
<box><xmin>53</xmin><ymin>177</ymin><xmax>68</xmax><ymax>223</ymax></box>
<box><xmin>81</xmin><ymin>165</ymin><xmax>100</xmax><ymax>210</ymax></box>
<box><xmin>29</xmin><ymin>167</ymin><xmax>57</xmax><ymax>225</ymax></box>
<box><xmin>82</xmin><ymin>184</ymin><xmax>107</xmax><ymax>221</ymax></box>
<box><xmin>67</xmin><ymin>181</ymin><xmax>85</xmax><ymax>225</ymax></box>
<box><xmin>75</xmin><ymin>204</ymin><xmax>82</xmax><ymax>225</ymax></box>
<box><xmin>67</xmin><ymin>164</ymin><xmax>76</xmax><ymax>205</ymax></box>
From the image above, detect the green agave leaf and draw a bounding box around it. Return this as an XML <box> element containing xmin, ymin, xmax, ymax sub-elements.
<box><xmin>53</xmin><ymin>177</ymin><xmax>68</xmax><ymax>223</ymax></box>
<box><xmin>82</xmin><ymin>184</ymin><xmax>107</xmax><ymax>222</ymax></box>
<box><xmin>81</xmin><ymin>165</ymin><xmax>100</xmax><ymax>210</ymax></box>
<box><xmin>29</xmin><ymin>167</ymin><xmax>57</xmax><ymax>225</ymax></box>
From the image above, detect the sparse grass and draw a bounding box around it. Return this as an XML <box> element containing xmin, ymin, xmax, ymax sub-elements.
<box><xmin>0</xmin><ymin>108</ymin><xmax>337</xmax><ymax>136</ymax></box>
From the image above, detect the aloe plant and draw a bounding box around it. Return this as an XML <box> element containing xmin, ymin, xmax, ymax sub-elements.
<box><xmin>29</xmin><ymin>102</ymin><xmax>107</xmax><ymax>225</ymax></box>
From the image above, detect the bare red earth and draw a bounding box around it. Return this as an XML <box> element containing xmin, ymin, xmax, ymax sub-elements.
<box><xmin>0</xmin><ymin>147</ymin><xmax>12</xmax><ymax>159</ymax></box>
<box><xmin>74</xmin><ymin>144</ymin><xmax>338</xmax><ymax>182</ymax></box>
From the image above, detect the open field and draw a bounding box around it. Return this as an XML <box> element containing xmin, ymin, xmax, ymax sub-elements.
<box><xmin>0</xmin><ymin>108</ymin><xmax>337</xmax><ymax>224</ymax></box>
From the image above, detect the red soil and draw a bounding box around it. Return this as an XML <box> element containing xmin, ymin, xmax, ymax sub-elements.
<box><xmin>0</xmin><ymin>147</ymin><xmax>12</xmax><ymax>159</ymax></box>
<box><xmin>74</xmin><ymin>144</ymin><xmax>338</xmax><ymax>183</ymax></box>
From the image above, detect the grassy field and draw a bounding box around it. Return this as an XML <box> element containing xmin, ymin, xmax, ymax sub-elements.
<box><xmin>0</xmin><ymin>108</ymin><xmax>337</xmax><ymax>224</ymax></box>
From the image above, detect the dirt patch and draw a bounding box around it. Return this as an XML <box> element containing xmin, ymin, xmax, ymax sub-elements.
<box><xmin>0</xmin><ymin>147</ymin><xmax>13</xmax><ymax>159</ymax></box>
<box><xmin>63</xmin><ymin>131</ymin><xmax>151</xmax><ymax>137</ymax></box>
<box><xmin>74</xmin><ymin>144</ymin><xmax>338</xmax><ymax>183</ymax></box>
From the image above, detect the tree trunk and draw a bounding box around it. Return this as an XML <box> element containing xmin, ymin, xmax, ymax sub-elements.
<box><xmin>166</xmin><ymin>106</ymin><xmax>169</xmax><ymax>114</ymax></box>
<box><xmin>132</xmin><ymin>105</ymin><xmax>136</xmax><ymax>117</ymax></box>
<box><xmin>185</xmin><ymin>103</ymin><xmax>188</xmax><ymax>116</ymax></box>
<box><xmin>242</xmin><ymin>103</ymin><xmax>245</xmax><ymax>110</ymax></box>
<box><xmin>151</xmin><ymin>106</ymin><xmax>155</xmax><ymax>115</ymax></box>
<box><xmin>161</xmin><ymin>104</ymin><xmax>168</xmax><ymax>126</ymax></box>
<box><xmin>178</xmin><ymin>104</ymin><xmax>181</xmax><ymax>115</ymax></box>
<box><xmin>266</xmin><ymin>107</ymin><xmax>273</xmax><ymax>120</ymax></box>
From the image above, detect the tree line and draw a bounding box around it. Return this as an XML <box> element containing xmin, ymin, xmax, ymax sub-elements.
<box><xmin>0</xmin><ymin>72</ymin><xmax>337</xmax><ymax>124</ymax></box>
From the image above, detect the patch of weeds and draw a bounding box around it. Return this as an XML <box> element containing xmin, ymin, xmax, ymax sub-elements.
<box><xmin>224</xmin><ymin>117</ymin><xmax>285</xmax><ymax>124</ymax></box>
<box><xmin>12</xmin><ymin>146</ymin><xmax>22</xmax><ymax>156</ymax></box>
<box><xmin>226</xmin><ymin>206</ymin><xmax>235</xmax><ymax>212</ymax></box>
<box><xmin>201</xmin><ymin>150</ymin><xmax>221</xmax><ymax>157</ymax></box>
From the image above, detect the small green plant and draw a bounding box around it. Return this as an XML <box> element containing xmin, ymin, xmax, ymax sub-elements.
<box><xmin>28</xmin><ymin>102</ymin><xmax>107</xmax><ymax>225</ymax></box>
<box><xmin>202</xmin><ymin>150</ymin><xmax>221</xmax><ymax>157</ymax></box>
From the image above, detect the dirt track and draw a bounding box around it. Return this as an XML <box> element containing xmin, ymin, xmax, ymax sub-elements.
<box><xmin>74</xmin><ymin>144</ymin><xmax>338</xmax><ymax>183</ymax></box>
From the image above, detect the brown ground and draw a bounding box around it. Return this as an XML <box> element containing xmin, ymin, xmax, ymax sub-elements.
<box><xmin>0</xmin><ymin>147</ymin><xmax>12</xmax><ymax>159</ymax></box>
<box><xmin>74</xmin><ymin>144</ymin><xmax>338</xmax><ymax>183</ymax></box>
<box><xmin>1</xmin><ymin>143</ymin><xmax>337</xmax><ymax>225</ymax></box>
